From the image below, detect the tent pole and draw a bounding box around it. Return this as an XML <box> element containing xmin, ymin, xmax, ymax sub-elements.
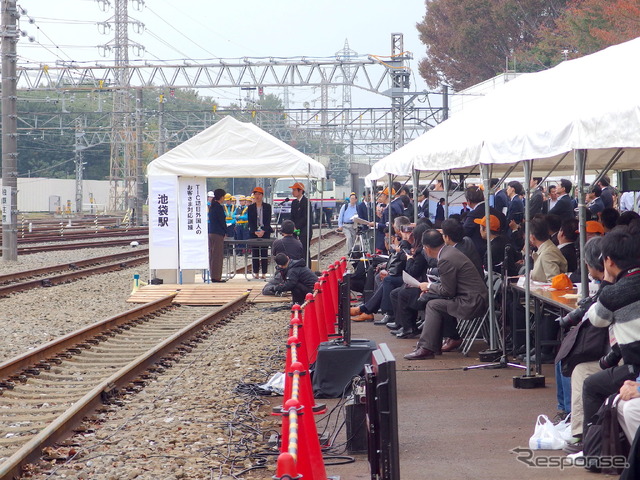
<box><xmin>576</xmin><ymin>149</ymin><xmax>589</xmax><ymax>299</ymax></box>
<box><xmin>412</xmin><ymin>168</ymin><xmax>419</xmax><ymax>223</ymax></box>
<box><xmin>480</xmin><ymin>164</ymin><xmax>496</xmax><ymax>351</ymax></box>
<box><xmin>387</xmin><ymin>173</ymin><xmax>394</xmax><ymax>251</ymax></box>
<box><xmin>307</xmin><ymin>175</ymin><xmax>312</xmax><ymax>269</ymax></box>
<box><xmin>318</xmin><ymin>177</ymin><xmax>323</xmax><ymax>266</ymax></box>
<box><xmin>592</xmin><ymin>148</ymin><xmax>624</xmax><ymax>187</ymax></box>
<box><xmin>443</xmin><ymin>170</ymin><xmax>450</xmax><ymax>218</ymax></box>
<box><xmin>523</xmin><ymin>160</ymin><xmax>533</xmax><ymax>377</ymax></box>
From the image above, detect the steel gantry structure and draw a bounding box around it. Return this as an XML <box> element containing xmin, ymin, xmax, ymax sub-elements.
<box><xmin>10</xmin><ymin>34</ymin><xmax>443</xmax><ymax>213</ymax></box>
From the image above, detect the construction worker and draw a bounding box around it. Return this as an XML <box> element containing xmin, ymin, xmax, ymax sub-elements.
<box><xmin>223</xmin><ymin>193</ymin><xmax>236</xmax><ymax>238</ymax></box>
<box><xmin>234</xmin><ymin>195</ymin><xmax>250</xmax><ymax>253</ymax></box>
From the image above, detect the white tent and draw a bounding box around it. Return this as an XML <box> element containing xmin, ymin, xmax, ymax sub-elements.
<box><xmin>146</xmin><ymin>116</ymin><xmax>326</xmax><ymax>280</ymax></box>
<box><xmin>147</xmin><ymin>115</ymin><xmax>326</xmax><ymax>178</ymax></box>
<box><xmin>367</xmin><ymin>36</ymin><xmax>640</xmax><ymax>180</ymax></box>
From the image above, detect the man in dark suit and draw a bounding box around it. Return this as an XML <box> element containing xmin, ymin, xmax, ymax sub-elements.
<box><xmin>528</xmin><ymin>177</ymin><xmax>544</xmax><ymax>217</ymax></box>
<box><xmin>548</xmin><ymin>178</ymin><xmax>575</xmax><ymax>221</ymax></box>
<box><xmin>289</xmin><ymin>182</ymin><xmax>312</xmax><ymax>266</ymax></box>
<box><xmin>492</xmin><ymin>178</ymin><xmax>510</xmax><ymax>215</ymax></box>
<box><xmin>404</xmin><ymin>229</ymin><xmax>488</xmax><ymax>360</ymax></box>
<box><xmin>462</xmin><ymin>186</ymin><xmax>506</xmax><ymax>257</ymax></box>
<box><xmin>597</xmin><ymin>175</ymin><xmax>614</xmax><ymax>209</ymax></box>
<box><xmin>557</xmin><ymin>219</ymin><xmax>579</xmax><ymax>273</ymax></box>
<box><xmin>506</xmin><ymin>180</ymin><xmax>525</xmax><ymax>224</ymax></box>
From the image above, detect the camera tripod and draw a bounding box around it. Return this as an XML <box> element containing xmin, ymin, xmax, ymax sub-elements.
<box><xmin>348</xmin><ymin>227</ymin><xmax>371</xmax><ymax>262</ymax></box>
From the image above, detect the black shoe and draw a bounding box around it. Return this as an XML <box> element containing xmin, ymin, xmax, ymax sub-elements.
<box><xmin>385</xmin><ymin>322</ymin><xmax>398</xmax><ymax>330</ymax></box>
<box><xmin>390</xmin><ymin>328</ymin><xmax>403</xmax><ymax>336</ymax></box>
<box><xmin>211</xmin><ymin>279</ymin><xmax>227</xmax><ymax>283</ymax></box>
<box><xmin>397</xmin><ymin>330</ymin><xmax>420</xmax><ymax>339</ymax></box>
<box><xmin>374</xmin><ymin>314</ymin><xmax>393</xmax><ymax>325</ymax></box>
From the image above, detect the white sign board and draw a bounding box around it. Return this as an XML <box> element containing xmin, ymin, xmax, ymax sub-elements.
<box><xmin>1</xmin><ymin>186</ymin><xmax>11</xmax><ymax>225</ymax></box>
<box><xmin>178</xmin><ymin>177</ymin><xmax>208</xmax><ymax>269</ymax></box>
<box><xmin>149</xmin><ymin>175</ymin><xmax>179</xmax><ymax>269</ymax></box>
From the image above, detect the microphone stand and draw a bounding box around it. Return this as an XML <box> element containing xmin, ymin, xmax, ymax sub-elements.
<box><xmin>464</xmin><ymin>243</ymin><xmax>527</xmax><ymax>371</ymax></box>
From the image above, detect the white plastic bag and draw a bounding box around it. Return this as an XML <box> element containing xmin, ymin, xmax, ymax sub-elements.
<box><xmin>528</xmin><ymin>414</ymin><xmax>567</xmax><ymax>450</ymax></box>
<box><xmin>555</xmin><ymin>414</ymin><xmax>574</xmax><ymax>442</ymax></box>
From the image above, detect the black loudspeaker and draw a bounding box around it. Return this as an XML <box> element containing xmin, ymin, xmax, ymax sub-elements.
<box><xmin>620</xmin><ymin>170</ymin><xmax>640</xmax><ymax>191</ymax></box>
<box><xmin>346</xmin><ymin>402</ymin><xmax>368</xmax><ymax>453</ymax></box>
<box><xmin>312</xmin><ymin>339</ymin><xmax>377</xmax><ymax>398</ymax></box>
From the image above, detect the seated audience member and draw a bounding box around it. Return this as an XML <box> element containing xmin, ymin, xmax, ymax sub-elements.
<box><xmin>387</xmin><ymin>222</ymin><xmax>433</xmax><ymax>339</ymax></box>
<box><xmin>600</xmin><ymin>207</ymin><xmax>620</xmax><ymax>232</ymax></box>
<box><xmin>583</xmin><ymin>224</ymin><xmax>640</xmax><ymax>438</ymax></box>
<box><xmin>462</xmin><ymin>186</ymin><xmax>506</xmax><ymax>257</ymax></box>
<box><xmin>553</xmin><ymin>237</ymin><xmax>610</xmax><ymax>452</ymax></box>
<box><xmin>617</xmin><ymin>210</ymin><xmax>640</xmax><ymax>226</ymax></box>
<box><xmin>474</xmin><ymin>215</ymin><xmax>519</xmax><ymax>276</ymax></box>
<box><xmin>269</xmin><ymin>253</ymin><xmax>318</xmax><ymax>305</ymax></box>
<box><xmin>404</xmin><ymin>229</ymin><xmax>488</xmax><ymax>360</ymax></box>
<box><xmin>545</xmin><ymin>214</ymin><xmax>562</xmax><ymax>245</ymax></box>
<box><xmin>530</xmin><ymin>217</ymin><xmax>568</xmax><ymax>283</ymax></box>
<box><xmin>351</xmin><ymin>216</ymin><xmax>412</xmax><ymax>323</ymax></box>
<box><xmin>443</xmin><ymin>218</ymin><xmax>483</xmax><ymax>275</ymax></box>
<box><xmin>557</xmin><ymin>218</ymin><xmax>579</xmax><ymax>273</ymax></box>
<box><xmin>272</xmin><ymin>220</ymin><xmax>303</xmax><ymax>260</ymax></box>
<box><xmin>568</xmin><ymin>220</ymin><xmax>605</xmax><ymax>283</ymax></box>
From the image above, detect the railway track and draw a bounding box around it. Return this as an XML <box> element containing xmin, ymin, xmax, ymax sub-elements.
<box><xmin>16</xmin><ymin>237</ymin><xmax>149</xmax><ymax>255</ymax></box>
<box><xmin>0</xmin><ymin>249</ymin><xmax>149</xmax><ymax>297</ymax></box>
<box><xmin>12</xmin><ymin>227</ymin><xmax>148</xmax><ymax>245</ymax></box>
<box><xmin>0</xmin><ymin>295</ymin><xmax>248</xmax><ymax>479</ymax></box>
<box><xmin>0</xmin><ymin>231</ymin><xmax>346</xmax><ymax>478</ymax></box>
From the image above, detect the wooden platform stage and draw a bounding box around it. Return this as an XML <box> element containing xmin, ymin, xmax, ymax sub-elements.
<box><xmin>127</xmin><ymin>277</ymin><xmax>291</xmax><ymax>306</ymax></box>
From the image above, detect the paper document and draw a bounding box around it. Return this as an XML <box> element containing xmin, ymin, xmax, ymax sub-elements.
<box><xmin>351</xmin><ymin>215</ymin><xmax>370</xmax><ymax>226</ymax></box>
<box><xmin>402</xmin><ymin>271</ymin><xmax>422</xmax><ymax>288</ymax></box>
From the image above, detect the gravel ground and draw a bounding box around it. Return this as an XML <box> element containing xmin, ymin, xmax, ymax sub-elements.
<box><xmin>0</xmin><ymin>238</ymin><xmax>346</xmax><ymax>479</ymax></box>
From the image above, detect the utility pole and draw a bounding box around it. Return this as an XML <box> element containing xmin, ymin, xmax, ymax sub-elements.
<box><xmin>158</xmin><ymin>93</ymin><xmax>166</xmax><ymax>156</ymax></box>
<box><xmin>135</xmin><ymin>88</ymin><xmax>144</xmax><ymax>226</ymax></box>
<box><xmin>2</xmin><ymin>0</ymin><xmax>18</xmax><ymax>261</ymax></box>
<box><xmin>74</xmin><ymin>116</ymin><xmax>85</xmax><ymax>214</ymax></box>
<box><xmin>390</xmin><ymin>33</ymin><xmax>411</xmax><ymax>151</ymax></box>
<box><xmin>98</xmin><ymin>0</ymin><xmax>145</xmax><ymax>213</ymax></box>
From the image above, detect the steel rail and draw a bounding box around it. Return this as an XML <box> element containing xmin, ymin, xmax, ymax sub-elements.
<box><xmin>16</xmin><ymin>237</ymin><xmax>149</xmax><ymax>255</ymax></box>
<box><xmin>0</xmin><ymin>294</ymin><xmax>247</xmax><ymax>479</ymax></box>
<box><xmin>0</xmin><ymin>248</ymin><xmax>148</xmax><ymax>284</ymax></box>
<box><xmin>0</xmin><ymin>255</ymin><xmax>149</xmax><ymax>297</ymax></box>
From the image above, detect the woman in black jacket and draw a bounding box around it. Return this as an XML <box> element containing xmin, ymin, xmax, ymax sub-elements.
<box><xmin>247</xmin><ymin>187</ymin><xmax>273</xmax><ymax>279</ymax></box>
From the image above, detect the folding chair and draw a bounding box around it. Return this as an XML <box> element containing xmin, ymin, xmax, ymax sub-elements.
<box><xmin>458</xmin><ymin>271</ymin><xmax>503</xmax><ymax>356</ymax></box>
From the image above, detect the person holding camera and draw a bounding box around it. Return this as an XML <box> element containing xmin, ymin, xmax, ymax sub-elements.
<box><xmin>270</xmin><ymin>253</ymin><xmax>318</xmax><ymax>305</ymax></box>
<box><xmin>582</xmin><ymin>224</ymin><xmax>640</xmax><ymax>444</ymax></box>
<box><xmin>337</xmin><ymin>193</ymin><xmax>359</xmax><ymax>253</ymax></box>
<box><xmin>351</xmin><ymin>216</ymin><xmax>412</xmax><ymax>323</ymax></box>
<box><xmin>552</xmin><ymin>237</ymin><xmax>611</xmax><ymax>450</ymax></box>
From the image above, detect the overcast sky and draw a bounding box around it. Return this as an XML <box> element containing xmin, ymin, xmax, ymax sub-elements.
<box><xmin>19</xmin><ymin>0</ymin><xmax>432</xmax><ymax>108</ymax></box>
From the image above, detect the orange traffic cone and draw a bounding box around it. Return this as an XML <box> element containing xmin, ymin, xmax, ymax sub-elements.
<box><xmin>302</xmin><ymin>294</ymin><xmax>321</xmax><ymax>364</ymax></box>
<box><xmin>274</xmin><ymin>452</ymin><xmax>301</xmax><ymax>479</ymax></box>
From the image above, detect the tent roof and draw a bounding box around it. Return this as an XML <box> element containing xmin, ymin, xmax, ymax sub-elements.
<box><xmin>367</xmin><ymin>37</ymin><xmax>640</xmax><ymax>181</ymax></box>
<box><xmin>147</xmin><ymin>116</ymin><xmax>326</xmax><ymax>178</ymax></box>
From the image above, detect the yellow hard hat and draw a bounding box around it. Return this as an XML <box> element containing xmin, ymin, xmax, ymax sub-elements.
<box><xmin>237</xmin><ymin>195</ymin><xmax>246</xmax><ymax>201</ymax></box>
<box><xmin>224</xmin><ymin>193</ymin><xmax>232</xmax><ymax>200</ymax></box>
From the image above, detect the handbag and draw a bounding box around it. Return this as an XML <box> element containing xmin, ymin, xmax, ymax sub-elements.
<box><xmin>528</xmin><ymin>414</ymin><xmax>567</xmax><ymax>450</ymax></box>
